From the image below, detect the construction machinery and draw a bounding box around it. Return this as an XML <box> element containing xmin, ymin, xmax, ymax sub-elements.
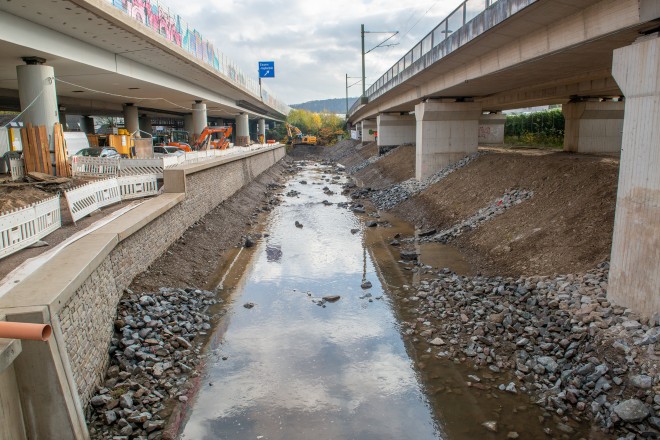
<box><xmin>156</xmin><ymin>126</ymin><xmax>233</xmax><ymax>151</ymax></box>
<box><xmin>286</xmin><ymin>123</ymin><xmax>317</xmax><ymax>146</ymax></box>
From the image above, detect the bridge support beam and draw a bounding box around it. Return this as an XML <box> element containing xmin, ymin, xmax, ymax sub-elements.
<box><xmin>478</xmin><ymin>113</ymin><xmax>506</xmax><ymax>145</ymax></box>
<box><xmin>563</xmin><ymin>100</ymin><xmax>624</xmax><ymax>154</ymax></box>
<box><xmin>415</xmin><ymin>100</ymin><xmax>482</xmax><ymax>181</ymax></box>
<box><xmin>122</xmin><ymin>103</ymin><xmax>139</xmax><ymax>136</ymax></box>
<box><xmin>608</xmin><ymin>35</ymin><xmax>660</xmax><ymax>320</ymax></box>
<box><xmin>236</xmin><ymin>113</ymin><xmax>249</xmax><ymax>146</ymax></box>
<box><xmin>361</xmin><ymin>120</ymin><xmax>377</xmax><ymax>142</ymax></box>
<box><xmin>257</xmin><ymin>118</ymin><xmax>266</xmax><ymax>143</ymax></box>
<box><xmin>377</xmin><ymin>113</ymin><xmax>415</xmax><ymax>154</ymax></box>
<box><xmin>192</xmin><ymin>101</ymin><xmax>207</xmax><ymax>143</ymax></box>
<box><xmin>16</xmin><ymin>62</ymin><xmax>59</xmax><ymax>146</ymax></box>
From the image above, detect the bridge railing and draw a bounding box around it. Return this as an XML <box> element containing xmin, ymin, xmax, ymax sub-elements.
<box><xmin>350</xmin><ymin>0</ymin><xmax>509</xmax><ymax>117</ymax></box>
<box><xmin>105</xmin><ymin>0</ymin><xmax>290</xmax><ymax>116</ymax></box>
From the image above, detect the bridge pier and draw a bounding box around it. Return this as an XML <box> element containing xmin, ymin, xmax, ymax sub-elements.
<box><xmin>236</xmin><ymin>113</ymin><xmax>249</xmax><ymax>146</ymax></box>
<box><xmin>377</xmin><ymin>113</ymin><xmax>415</xmax><ymax>154</ymax></box>
<box><xmin>192</xmin><ymin>101</ymin><xmax>207</xmax><ymax>143</ymax></box>
<box><xmin>608</xmin><ymin>35</ymin><xmax>660</xmax><ymax>320</ymax></box>
<box><xmin>563</xmin><ymin>100</ymin><xmax>624</xmax><ymax>155</ymax></box>
<box><xmin>478</xmin><ymin>113</ymin><xmax>506</xmax><ymax>145</ymax></box>
<box><xmin>257</xmin><ymin>118</ymin><xmax>266</xmax><ymax>143</ymax></box>
<box><xmin>16</xmin><ymin>61</ymin><xmax>59</xmax><ymax>144</ymax></box>
<box><xmin>80</xmin><ymin>116</ymin><xmax>95</xmax><ymax>135</ymax></box>
<box><xmin>361</xmin><ymin>120</ymin><xmax>377</xmax><ymax>142</ymax></box>
<box><xmin>122</xmin><ymin>103</ymin><xmax>139</xmax><ymax>136</ymax></box>
<box><xmin>415</xmin><ymin>100</ymin><xmax>482</xmax><ymax>180</ymax></box>
<box><xmin>139</xmin><ymin>114</ymin><xmax>152</xmax><ymax>135</ymax></box>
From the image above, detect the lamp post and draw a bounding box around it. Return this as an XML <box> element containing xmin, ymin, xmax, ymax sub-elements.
<box><xmin>361</xmin><ymin>24</ymin><xmax>398</xmax><ymax>103</ymax></box>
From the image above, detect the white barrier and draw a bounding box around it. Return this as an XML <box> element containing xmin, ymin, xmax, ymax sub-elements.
<box><xmin>69</xmin><ymin>145</ymin><xmax>278</xmax><ymax>179</ymax></box>
<box><xmin>118</xmin><ymin>175</ymin><xmax>158</xmax><ymax>200</ymax></box>
<box><xmin>65</xmin><ymin>179</ymin><xmax>122</xmax><ymax>223</ymax></box>
<box><xmin>71</xmin><ymin>157</ymin><xmax>120</xmax><ymax>177</ymax></box>
<box><xmin>9</xmin><ymin>157</ymin><xmax>25</xmax><ymax>181</ymax></box>
<box><xmin>119</xmin><ymin>158</ymin><xmax>164</xmax><ymax>177</ymax></box>
<box><xmin>0</xmin><ymin>196</ymin><xmax>61</xmax><ymax>259</ymax></box>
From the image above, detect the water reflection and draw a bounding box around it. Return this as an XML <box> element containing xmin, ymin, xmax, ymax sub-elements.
<box><xmin>180</xmin><ymin>163</ymin><xmax>442</xmax><ymax>440</ymax></box>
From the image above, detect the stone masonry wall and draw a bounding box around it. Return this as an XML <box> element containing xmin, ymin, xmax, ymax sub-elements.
<box><xmin>57</xmin><ymin>147</ymin><xmax>285</xmax><ymax>405</ymax></box>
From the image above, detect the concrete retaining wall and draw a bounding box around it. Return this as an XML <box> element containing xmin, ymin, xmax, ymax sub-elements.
<box><xmin>0</xmin><ymin>145</ymin><xmax>285</xmax><ymax>439</ymax></box>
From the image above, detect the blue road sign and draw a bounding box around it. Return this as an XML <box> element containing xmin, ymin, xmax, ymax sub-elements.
<box><xmin>259</xmin><ymin>61</ymin><xmax>275</xmax><ymax>78</ymax></box>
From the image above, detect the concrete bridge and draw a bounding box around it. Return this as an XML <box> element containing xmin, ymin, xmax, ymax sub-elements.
<box><xmin>0</xmin><ymin>0</ymin><xmax>290</xmax><ymax>143</ymax></box>
<box><xmin>347</xmin><ymin>0</ymin><xmax>660</xmax><ymax>318</ymax></box>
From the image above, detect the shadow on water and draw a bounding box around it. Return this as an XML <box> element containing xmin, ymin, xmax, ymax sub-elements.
<box><xmin>179</xmin><ymin>161</ymin><xmax>554</xmax><ymax>440</ymax></box>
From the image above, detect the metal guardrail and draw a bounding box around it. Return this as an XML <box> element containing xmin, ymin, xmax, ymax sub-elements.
<box><xmin>349</xmin><ymin>0</ymin><xmax>504</xmax><ymax>117</ymax></box>
<box><xmin>0</xmin><ymin>196</ymin><xmax>61</xmax><ymax>259</ymax></box>
<box><xmin>104</xmin><ymin>0</ymin><xmax>290</xmax><ymax>116</ymax></box>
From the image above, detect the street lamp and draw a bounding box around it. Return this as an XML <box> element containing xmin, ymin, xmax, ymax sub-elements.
<box><xmin>361</xmin><ymin>24</ymin><xmax>398</xmax><ymax>103</ymax></box>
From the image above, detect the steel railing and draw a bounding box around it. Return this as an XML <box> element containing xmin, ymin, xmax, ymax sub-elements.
<box><xmin>349</xmin><ymin>0</ymin><xmax>517</xmax><ymax>117</ymax></box>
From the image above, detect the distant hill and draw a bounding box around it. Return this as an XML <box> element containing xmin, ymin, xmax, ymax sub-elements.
<box><xmin>291</xmin><ymin>97</ymin><xmax>359</xmax><ymax>114</ymax></box>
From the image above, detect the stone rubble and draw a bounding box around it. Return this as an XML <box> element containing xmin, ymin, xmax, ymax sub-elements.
<box><xmin>87</xmin><ymin>287</ymin><xmax>220</xmax><ymax>439</ymax></box>
<box><xmin>400</xmin><ymin>262</ymin><xmax>660</xmax><ymax>438</ymax></box>
<box><xmin>426</xmin><ymin>189</ymin><xmax>534</xmax><ymax>243</ymax></box>
<box><xmin>367</xmin><ymin>152</ymin><xmax>484</xmax><ymax>210</ymax></box>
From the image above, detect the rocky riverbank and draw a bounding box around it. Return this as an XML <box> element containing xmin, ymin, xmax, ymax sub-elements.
<box><xmin>324</xmin><ymin>141</ymin><xmax>655</xmax><ymax>437</ymax></box>
<box><xmin>400</xmin><ymin>262</ymin><xmax>659</xmax><ymax>438</ymax></box>
<box><xmin>87</xmin><ymin>287</ymin><xmax>219</xmax><ymax>439</ymax></box>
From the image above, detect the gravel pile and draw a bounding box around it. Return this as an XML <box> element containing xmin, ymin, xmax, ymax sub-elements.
<box><xmin>429</xmin><ymin>189</ymin><xmax>533</xmax><ymax>243</ymax></box>
<box><xmin>402</xmin><ymin>263</ymin><xmax>660</xmax><ymax>437</ymax></box>
<box><xmin>87</xmin><ymin>287</ymin><xmax>220</xmax><ymax>439</ymax></box>
<box><xmin>370</xmin><ymin>152</ymin><xmax>483</xmax><ymax>210</ymax></box>
<box><xmin>324</xmin><ymin>139</ymin><xmax>363</xmax><ymax>161</ymax></box>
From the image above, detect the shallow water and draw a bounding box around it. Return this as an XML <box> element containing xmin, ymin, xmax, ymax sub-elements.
<box><xmin>180</xmin><ymin>162</ymin><xmax>559</xmax><ymax>440</ymax></box>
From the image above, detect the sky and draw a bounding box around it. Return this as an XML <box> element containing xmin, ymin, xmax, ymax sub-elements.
<box><xmin>162</xmin><ymin>0</ymin><xmax>466</xmax><ymax>105</ymax></box>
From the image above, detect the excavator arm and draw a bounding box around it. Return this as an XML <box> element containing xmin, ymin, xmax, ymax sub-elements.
<box><xmin>194</xmin><ymin>126</ymin><xmax>233</xmax><ymax>150</ymax></box>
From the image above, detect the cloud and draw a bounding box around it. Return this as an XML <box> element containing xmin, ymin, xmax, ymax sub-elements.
<box><xmin>162</xmin><ymin>0</ymin><xmax>464</xmax><ymax>104</ymax></box>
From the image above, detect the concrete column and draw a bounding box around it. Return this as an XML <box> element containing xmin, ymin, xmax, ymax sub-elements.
<box><xmin>236</xmin><ymin>113</ymin><xmax>249</xmax><ymax>146</ymax></box>
<box><xmin>361</xmin><ymin>120</ymin><xmax>377</xmax><ymax>142</ymax></box>
<box><xmin>563</xmin><ymin>100</ymin><xmax>624</xmax><ymax>154</ymax></box>
<box><xmin>138</xmin><ymin>114</ymin><xmax>153</xmax><ymax>135</ymax></box>
<box><xmin>80</xmin><ymin>116</ymin><xmax>94</xmax><ymax>134</ymax></box>
<box><xmin>415</xmin><ymin>100</ymin><xmax>482</xmax><ymax>181</ymax></box>
<box><xmin>192</xmin><ymin>101</ymin><xmax>207</xmax><ymax>142</ymax></box>
<box><xmin>16</xmin><ymin>62</ymin><xmax>59</xmax><ymax>147</ymax></box>
<box><xmin>608</xmin><ymin>35</ymin><xmax>660</xmax><ymax>320</ymax></box>
<box><xmin>257</xmin><ymin>118</ymin><xmax>266</xmax><ymax>143</ymax></box>
<box><xmin>184</xmin><ymin>114</ymin><xmax>194</xmax><ymax>136</ymax></box>
<box><xmin>478</xmin><ymin>113</ymin><xmax>506</xmax><ymax>145</ymax></box>
<box><xmin>58</xmin><ymin>106</ymin><xmax>67</xmax><ymax>131</ymax></box>
<box><xmin>377</xmin><ymin>113</ymin><xmax>415</xmax><ymax>154</ymax></box>
<box><xmin>122</xmin><ymin>103</ymin><xmax>139</xmax><ymax>137</ymax></box>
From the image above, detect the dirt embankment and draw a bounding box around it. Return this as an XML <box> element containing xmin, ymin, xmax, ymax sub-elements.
<box><xmin>347</xmin><ymin>145</ymin><xmax>619</xmax><ymax>276</ymax></box>
<box><xmin>130</xmin><ymin>161</ymin><xmax>290</xmax><ymax>292</ymax></box>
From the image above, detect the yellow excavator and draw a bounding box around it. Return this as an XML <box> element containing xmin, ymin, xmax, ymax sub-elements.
<box><xmin>286</xmin><ymin>123</ymin><xmax>317</xmax><ymax>145</ymax></box>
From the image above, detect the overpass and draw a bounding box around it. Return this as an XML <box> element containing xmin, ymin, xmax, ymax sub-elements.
<box><xmin>348</xmin><ymin>0</ymin><xmax>660</xmax><ymax>318</ymax></box>
<box><xmin>0</xmin><ymin>0</ymin><xmax>290</xmax><ymax>144</ymax></box>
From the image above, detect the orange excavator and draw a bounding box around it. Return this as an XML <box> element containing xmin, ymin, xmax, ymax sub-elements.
<box><xmin>163</xmin><ymin>126</ymin><xmax>233</xmax><ymax>151</ymax></box>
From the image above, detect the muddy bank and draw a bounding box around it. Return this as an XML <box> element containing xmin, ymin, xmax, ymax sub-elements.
<box><xmin>131</xmin><ymin>160</ymin><xmax>290</xmax><ymax>292</ymax></box>
<box><xmin>345</xmin><ymin>145</ymin><xmax>618</xmax><ymax>277</ymax></box>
